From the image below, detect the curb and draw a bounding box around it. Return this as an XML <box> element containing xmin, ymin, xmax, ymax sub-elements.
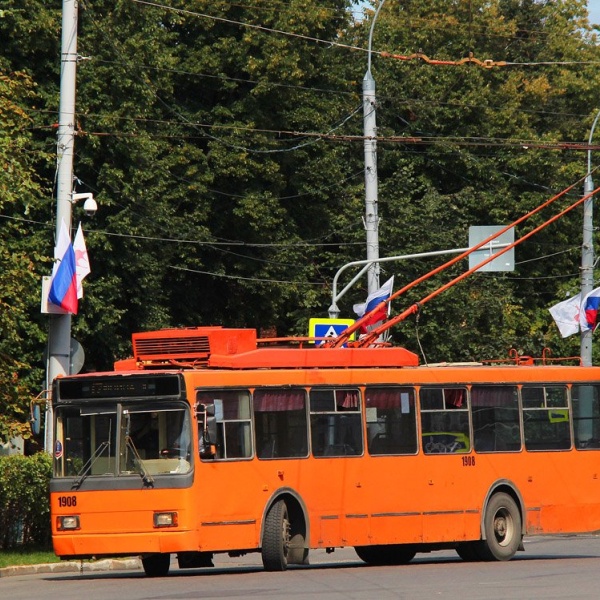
<box><xmin>0</xmin><ymin>557</ymin><xmax>141</xmax><ymax>578</ymax></box>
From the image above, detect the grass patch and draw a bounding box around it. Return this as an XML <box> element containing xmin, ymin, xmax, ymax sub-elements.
<box><xmin>0</xmin><ymin>548</ymin><xmax>59</xmax><ymax>569</ymax></box>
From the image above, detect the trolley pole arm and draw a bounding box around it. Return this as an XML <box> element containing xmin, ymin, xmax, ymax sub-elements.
<box><xmin>328</xmin><ymin>176</ymin><xmax>586</xmax><ymax>348</ymax></box>
<box><xmin>356</xmin><ymin>182</ymin><xmax>600</xmax><ymax>347</ymax></box>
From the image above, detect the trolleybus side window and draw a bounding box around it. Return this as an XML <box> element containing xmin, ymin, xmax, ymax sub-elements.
<box><xmin>420</xmin><ymin>387</ymin><xmax>470</xmax><ymax>454</ymax></box>
<box><xmin>365</xmin><ymin>387</ymin><xmax>417</xmax><ymax>455</ymax></box>
<box><xmin>196</xmin><ymin>390</ymin><xmax>253</xmax><ymax>460</ymax></box>
<box><xmin>572</xmin><ymin>384</ymin><xmax>600</xmax><ymax>449</ymax></box>
<box><xmin>254</xmin><ymin>388</ymin><xmax>308</xmax><ymax>459</ymax></box>
<box><xmin>522</xmin><ymin>386</ymin><xmax>571</xmax><ymax>451</ymax></box>
<box><xmin>471</xmin><ymin>385</ymin><xmax>521</xmax><ymax>453</ymax></box>
<box><xmin>309</xmin><ymin>388</ymin><xmax>362</xmax><ymax>457</ymax></box>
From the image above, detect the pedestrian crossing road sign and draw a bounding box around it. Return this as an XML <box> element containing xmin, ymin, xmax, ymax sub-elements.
<box><xmin>308</xmin><ymin>318</ymin><xmax>356</xmax><ymax>346</ymax></box>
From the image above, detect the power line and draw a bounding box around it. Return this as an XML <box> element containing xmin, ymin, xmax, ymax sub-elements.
<box><xmin>169</xmin><ymin>265</ymin><xmax>329</xmax><ymax>285</ymax></box>
<box><xmin>130</xmin><ymin>0</ymin><xmax>367</xmax><ymax>53</ymax></box>
<box><xmin>0</xmin><ymin>213</ymin><xmax>364</xmax><ymax>249</ymax></box>
<box><xmin>91</xmin><ymin>58</ymin><xmax>358</xmax><ymax>97</ymax></box>
<box><xmin>130</xmin><ymin>0</ymin><xmax>600</xmax><ymax>69</ymax></box>
<box><xmin>67</xmin><ymin>123</ymin><xmax>600</xmax><ymax>151</ymax></box>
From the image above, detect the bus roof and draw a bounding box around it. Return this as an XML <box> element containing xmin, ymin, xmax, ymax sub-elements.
<box><xmin>111</xmin><ymin>326</ymin><xmax>583</xmax><ymax>372</ymax></box>
<box><xmin>113</xmin><ymin>326</ymin><xmax>420</xmax><ymax>370</ymax></box>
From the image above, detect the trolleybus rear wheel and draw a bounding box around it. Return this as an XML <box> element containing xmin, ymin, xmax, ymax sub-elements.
<box><xmin>141</xmin><ymin>553</ymin><xmax>171</xmax><ymax>577</ymax></box>
<box><xmin>478</xmin><ymin>492</ymin><xmax>521</xmax><ymax>561</ymax></box>
<box><xmin>262</xmin><ymin>499</ymin><xmax>291</xmax><ymax>571</ymax></box>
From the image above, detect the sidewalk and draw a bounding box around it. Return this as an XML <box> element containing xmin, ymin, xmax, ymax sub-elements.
<box><xmin>0</xmin><ymin>557</ymin><xmax>141</xmax><ymax>578</ymax></box>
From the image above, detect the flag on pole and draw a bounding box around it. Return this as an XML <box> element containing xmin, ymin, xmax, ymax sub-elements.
<box><xmin>549</xmin><ymin>286</ymin><xmax>600</xmax><ymax>337</ymax></box>
<box><xmin>48</xmin><ymin>220</ymin><xmax>78</xmax><ymax>314</ymax></box>
<box><xmin>549</xmin><ymin>293</ymin><xmax>582</xmax><ymax>338</ymax></box>
<box><xmin>582</xmin><ymin>287</ymin><xmax>600</xmax><ymax>332</ymax></box>
<box><xmin>73</xmin><ymin>222</ymin><xmax>91</xmax><ymax>299</ymax></box>
<box><xmin>353</xmin><ymin>276</ymin><xmax>394</xmax><ymax>332</ymax></box>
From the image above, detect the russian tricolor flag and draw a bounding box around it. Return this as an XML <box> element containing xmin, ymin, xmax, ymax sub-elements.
<box><xmin>549</xmin><ymin>287</ymin><xmax>600</xmax><ymax>337</ymax></box>
<box><xmin>48</xmin><ymin>220</ymin><xmax>78</xmax><ymax>314</ymax></box>
<box><xmin>583</xmin><ymin>287</ymin><xmax>600</xmax><ymax>332</ymax></box>
<box><xmin>353</xmin><ymin>276</ymin><xmax>394</xmax><ymax>333</ymax></box>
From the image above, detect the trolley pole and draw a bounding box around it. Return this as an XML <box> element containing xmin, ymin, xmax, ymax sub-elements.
<box><xmin>45</xmin><ymin>0</ymin><xmax>79</xmax><ymax>452</ymax></box>
<box><xmin>581</xmin><ymin>110</ymin><xmax>599</xmax><ymax>367</ymax></box>
<box><xmin>363</xmin><ymin>0</ymin><xmax>386</xmax><ymax>295</ymax></box>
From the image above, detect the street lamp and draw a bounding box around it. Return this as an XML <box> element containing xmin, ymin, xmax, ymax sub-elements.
<box><xmin>363</xmin><ymin>0</ymin><xmax>387</xmax><ymax>295</ymax></box>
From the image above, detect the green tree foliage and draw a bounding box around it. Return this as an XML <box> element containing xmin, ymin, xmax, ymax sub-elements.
<box><xmin>2</xmin><ymin>0</ymin><xmax>600</xmax><ymax>442</ymax></box>
<box><xmin>70</xmin><ymin>0</ymin><xmax>362</xmax><ymax>366</ymax></box>
<box><xmin>0</xmin><ymin>69</ymin><xmax>50</xmax><ymax>442</ymax></box>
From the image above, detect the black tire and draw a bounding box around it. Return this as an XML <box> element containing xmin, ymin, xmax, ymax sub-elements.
<box><xmin>355</xmin><ymin>544</ymin><xmax>416</xmax><ymax>566</ymax></box>
<box><xmin>477</xmin><ymin>492</ymin><xmax>522</xmax><ymax>561</ymax></box>
<box><xmin>262</xmin><ymin>499</ymin><xmax>291</xmax><ymax>571</ymax></box>
<box><xmin>141</xmin><ymin>553</ymin><xmax>171</xmax><ymax>577</ymax></box>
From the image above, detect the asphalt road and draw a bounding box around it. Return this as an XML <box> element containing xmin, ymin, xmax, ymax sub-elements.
<box><xmin>2</xmin><ymin>535</ymin><xmax>600</xmax><ymax>599</ymax></box>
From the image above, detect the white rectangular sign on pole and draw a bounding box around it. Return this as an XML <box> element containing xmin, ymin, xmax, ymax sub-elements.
<box><xmin>468</xmin><ymin>226</ymin><xmax>514</xmax><ymax>272</ymax></box>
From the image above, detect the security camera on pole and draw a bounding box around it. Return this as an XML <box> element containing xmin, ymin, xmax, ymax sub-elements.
<box><xmin>72</xmin><ymin>192</ymin><xmax>98</xmax><ymax>217</ymax></box>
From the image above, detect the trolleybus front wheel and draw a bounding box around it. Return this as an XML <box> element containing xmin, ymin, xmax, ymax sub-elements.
<box><xmin>262</xmin><ymin>499</ymin><xmax>291</xmax><ymax>571</ymax></box>
<box><xmin>478</xmin><ymin>492</ymin><xmax>522</xmax><ymax>561</ymax></box>
<box><xmin>141</xmin><ymin>552</ymin><xmax>171</xmax><ymax>577</ymax></box>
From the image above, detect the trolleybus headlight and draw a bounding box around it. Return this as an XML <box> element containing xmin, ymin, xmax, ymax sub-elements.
<box><xmin>153</xmin><ymin>512</ymin><xmax>178</xmax><ymax>528</ymax></box>
<box><xmin>57</xmin><ymin>515</ymin><xmax>80</xmax><ymax>531</ymax></box>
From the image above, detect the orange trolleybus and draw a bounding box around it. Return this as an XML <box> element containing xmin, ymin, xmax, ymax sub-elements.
<box><xmin>49</xmin><ymin>325</ymin><xmax>600</xmax><ymax>576</ymax></box>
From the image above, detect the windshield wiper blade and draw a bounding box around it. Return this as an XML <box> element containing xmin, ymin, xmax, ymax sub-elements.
<box><xmin>126</xmin><ymin>436</ymin><xmax>154</xmax><ymax>487</ymax></box>
<box><xmin>71</xmin><ymin>440</ymin><xmax>110</xmax><ymax>490</ymax></box>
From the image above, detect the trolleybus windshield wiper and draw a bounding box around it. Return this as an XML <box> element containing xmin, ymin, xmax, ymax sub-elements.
<box><xmin>71</xmin><ymin>440</ymin><xmax>110</xmax><ymax>490</ymax></box>
<box><xmin>126</xmin><ymin>436</ymin><xmax>155</xmax><ymax>487</ymax></box>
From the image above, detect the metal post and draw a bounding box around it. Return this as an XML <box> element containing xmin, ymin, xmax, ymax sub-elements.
<box><xmin>581</xmin><ymin>110</ymin><xmax>599</xmax><ymax>367</ymax></box>
<box><xmin>363</xmin><ymin>0</ymin><xmax>386</xmax><ymax>295</ymax></box>
<box><xmin>45</xmin><ymin>0</ymin><xmax>79</xmax><ymax>452</ymax></box>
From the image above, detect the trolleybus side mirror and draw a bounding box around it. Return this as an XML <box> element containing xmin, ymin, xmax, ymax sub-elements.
<box><xmin>197</xmin><ymin>403</ymin><xmax>217</xmax><ymax>459</ymax></box>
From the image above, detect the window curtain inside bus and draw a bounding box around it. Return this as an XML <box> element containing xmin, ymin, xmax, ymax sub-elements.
<box><xmin>471</xmin><ymin>385</ymin><xmax>521</xmax><ymax>452</ymax></box>
<box><xmin>336</xmin><ymin>389</ymin><xmax>359</xmax><ymax>409</ymax></box>
<box><xmin>253</xmin><ymin>389</ymin><xmax>308</xmax><ymax>459</ymax></box>
<box><xmin>365</xmin><ymin>387</ymin><xmax>417</xmax><ymax>455</ymax></box>
<box><xmin>253</xmin><ymin>390</ymin><xmax>305</xmax><ymax>412</ymax></box>
<box><xmin>310</xmin><ymin>389</ymin><xmax>362</xmax><ymax>456</ymax></box>
<box><xmin>446</xmin><ymin>388</ymin><xmax>465</xmax><ymax>408</ymax></box>
<box><xmin>365</xmin><ymin>388</ymin><xmax>413</xmax><ymax>410</ymax></box>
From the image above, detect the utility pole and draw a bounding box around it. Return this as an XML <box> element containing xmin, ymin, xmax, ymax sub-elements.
<box><xmin>581</xmin><ymin>110</ymin><xmax>599</xmax><ymax>367</ymax></box>
<box><xmin>363</xmin><ymin>0</ymin><xmax>386</xmax><ymax>295</ymax></box>
<box><xmin>45</xmin><ymin>0</ymin><xmax>79</xmax><ymax>452</ymax></box>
